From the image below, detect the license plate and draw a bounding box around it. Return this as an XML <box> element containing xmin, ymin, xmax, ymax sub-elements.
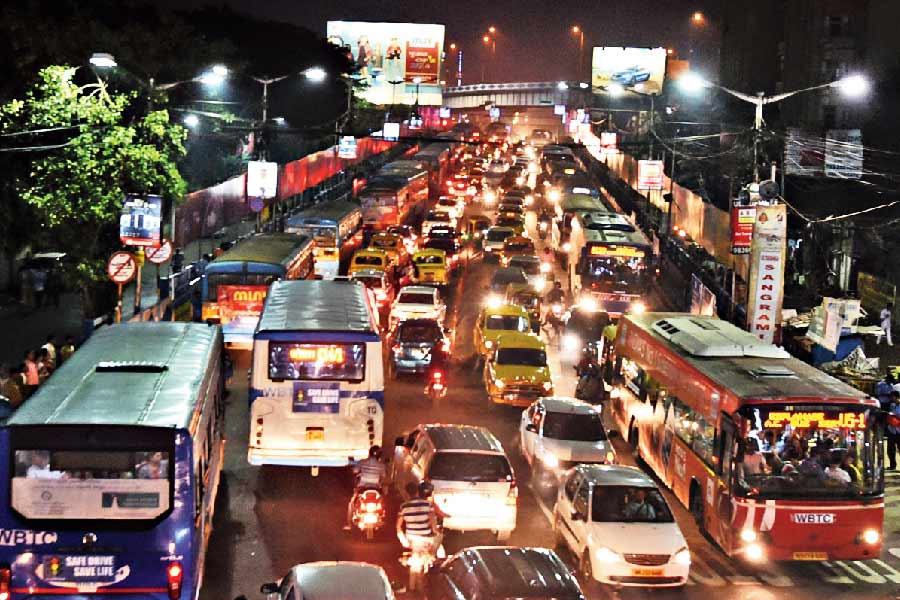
<box><xmin>792</xmin><ymin>552</ymin><xmax>828</xmax><ymax>560</ymax></box>
<box><xmin>631</xmin><ymin>568</ymin><xmax>664</xmax><ymax>577</ymax></box>
<box><xmin>410</xmin><ymin>349</ymin><xmax>427</xmax><ymax>358</ymax></box>
<box><xmin>306</xmin><ymin>429</ymin><xmax>324</xmax><ymax>441</ymax></box>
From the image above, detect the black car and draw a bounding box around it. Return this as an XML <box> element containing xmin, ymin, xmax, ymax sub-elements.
<box><xmin>423</xmin><ymin>238</ymin><xmax>461</xmax><ymax>270</ymax></box>
<box><xmin>388</xmin><ymin>318</ymin><xmax>449</xmax><ymax>377</ymax></box>
<box><xmin>429</xmin><ymin>546</ymin><xmax>584</xmax><ymax>600</ymax></box>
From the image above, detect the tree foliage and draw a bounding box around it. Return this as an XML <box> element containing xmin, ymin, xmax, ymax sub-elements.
<box><xmin>0</xmin><ymin>66</ymin><xmax>187</xmax><ymax>315</ymax></box>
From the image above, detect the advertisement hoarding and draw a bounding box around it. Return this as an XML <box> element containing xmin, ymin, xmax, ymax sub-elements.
<box><xmin>326</xmin><ymin>21</ymin><xmax>444</xmax><ymax>106</ymax></box>
<box><xmin>247</xmin><ymin>161</ymin><xmax>278</xmax><ymax>199</ymax></box>
<box><xmin>591</xmin><ymin>47</ymin><xmax>667</xmax><ymax>94</ymax></box>
<box><xmin>338</xmin><ymin>136</ymin><xmax>358</xmax><ymax>159</ymax></box>
<box><xmin>746</xmin><ymin>204</ymin><xmax>787</xmax><ymax>344</ymax></box>
<box><xmin>119</xmin><ymin>194</ymin><xmax>162</xmax><ymax>247</ymax></box>
<box><xmin>730</xmin><ymin>203</ymin><xmax>756</xmax><ymax>255</ymax></box>
<box><xmin>637</xmin><ymin>160</ymin><xmax>664</xmax><ymax>190</ymax></box>
<box><xmin>382</xmin><ymin>122</ymin><xmax>400</xmax><ymax>141</ymax></box>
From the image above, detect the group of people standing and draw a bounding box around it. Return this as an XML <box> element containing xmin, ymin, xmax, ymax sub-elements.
<box><xmin>0</xmin><ymin>334</ymin><xmax>76</xmax><ymax>411</ymax></box>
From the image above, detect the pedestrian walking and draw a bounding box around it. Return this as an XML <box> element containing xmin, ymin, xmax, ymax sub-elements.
<box><xmin>879</xmin><ymin>302</ymin><xmax>894</xmax><ymax>346</ymax></box>
<box><xmin>23</xmin><ymin>350</ymin><xmax>40</xmax><ymax>398</ymax></box>
<box><xmin>0</xmin><ymin>365</ymin><xmax>23</xmax><ymax>409</ymax></box>
<box><xmin>41</xmin><ymin>335</ymin><xmax>58</xmax><ymax>369</ymax></box>
<box><xmin>887</xmin><ymin>392</ymin><xmax>900</xmax><ymax>470</ymax></box>
<box><xmin>876</xmin><ymin>374</ymin><xmax>895</xmax><ymax>410</ymax></box>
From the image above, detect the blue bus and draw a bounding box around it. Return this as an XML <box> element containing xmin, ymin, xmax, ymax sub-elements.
<box><xmin>0</xmin><ymin>322</ymin><xmax>224</xmax><ymax>600</ymax></box>
<box><xmin>285</xmin><ymin>199</ymin><xmax>362</xmax><ymax>280</ymax></box>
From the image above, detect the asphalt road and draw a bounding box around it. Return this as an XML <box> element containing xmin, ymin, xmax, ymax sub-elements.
<box><xmin>201</xmin><ymin>205</ymin><xmax>900</xmax><ymax>600</ymax></box>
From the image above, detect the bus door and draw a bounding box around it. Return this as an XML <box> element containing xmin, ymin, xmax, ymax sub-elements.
<box><xmin>712</xmin><ymin>413</ymin><xmax>738</xmax><ymax>553</ymax></box>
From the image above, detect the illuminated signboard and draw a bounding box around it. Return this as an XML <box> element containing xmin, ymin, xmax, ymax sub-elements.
<box><xmin>269</xmin><ymin>343</ymin><xmax>366</xmax><ymax>381</ymax></box>
<box><xmin>288</xmin><ymin>345</ymin><xmax>345</xmax><ymax>364</ymax></box>
<box><xmin>217</xmin><ymin>285</ymin><xmax>268</xmax><ymax>314</ymax></box>
<box><xmin>589</xmin><ymin>245</ymin><xmax>646</xmax><ymax>258</ymax></box>
<box><xmin>763</xmin><ymin>411</ymin><xmax>867</xmax><ymax>430</ymax></box>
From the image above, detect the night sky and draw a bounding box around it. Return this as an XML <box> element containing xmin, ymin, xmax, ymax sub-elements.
<box><xmin>159</xmin><ymin>0</ymin><xmax>720</xmax><ymax>84</ymax></box>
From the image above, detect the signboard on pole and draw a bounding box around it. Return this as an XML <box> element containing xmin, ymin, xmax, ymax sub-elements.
<box><xmin>637</xmin><ymin>160</ymin><xmax>664</xmax><ymax>190</ymax></box>
<box><xmin>119</xmin><ymin>194</ymin><xmax>162</xmax><ymax>247</ymax></box>
<box><xmin>745</xmin><ymin>204</ymin><xmax>787</xmax><ymax>344</ymax></box>
<box><xmin>382</xmin><ymin>122</ymin><xmax>400</xmax><ymax>141</ymax></box>
<box><xmin>730</xmin><ymin>204</ymin><xmax>756</xmax><ymax>255</ymax></box>
<box><xmin>338</xmin><ymin>136</ymin><xmax>358</xmax><ymax>159</ymax></box>
<box><xmin>107</xmin><ymin>252</ymin><xmax>136</xmax><ymax>285</ymax></box>
<box><xmin>146</xmin><ymin>239</ymin><xmax>173</xmax><ymax>265</ymax></box>
<box><xmin>439</xmin><ymin>107</ymin><xmax>451</xmax><ymax>119</ymax></box>
<box><xmin>247</xmin><ymin>161</ymin><xmax>278</xmax><ymax>199</ymax></box>
<box><xmin>825</xmin><ymin>128</ymin><xmax>863</xmax><ymax>179</ymax></box>
<box><xmin>489</xmin><ymin>107</ymin><xmax>500</xmax><ymax>119</ymax></box>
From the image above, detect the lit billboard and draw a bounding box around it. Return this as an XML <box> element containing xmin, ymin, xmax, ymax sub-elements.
<box><xmin>327</xmin><ymin>21</ymin><xmax>444</xmax><ymax>106</ymax></box>
<box><xmin>591</xmin><ymin>47</ymin><xmax>667</xmax><ymax>94</ymax></box>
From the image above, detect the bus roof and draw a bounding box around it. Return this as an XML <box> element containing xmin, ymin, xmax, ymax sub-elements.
<box><xmin>581</xmin><ymin>213</ymin><xmax>650</xmax><ymax>247</ymax></box>
<box><xmin>256</xmin><ymin>280</ymin><xmax>377</xmax><ymax>338</ymax></box>
<box><xmin>620</xmin><ymin>313</ymin><xmax>873</xmax><ymax>404</ymax></box>
<box><xmin>287</xmin><ymin>198</ymin><xmax>360</xmax><ymax>226</ymax></box>
<box><xmin>209</xmin><ymin>233</ymin><xmax>311</xmax><ymax>269</ymax></box>
<box><xmin>9</xmin><ymin>323</ymin><xmax>221</xmax><ymax>429</ymax></box>
<box><xmin>561</xmin><ymin>194</ymin><xmax>607</xmax><ymax>213</ymax></box>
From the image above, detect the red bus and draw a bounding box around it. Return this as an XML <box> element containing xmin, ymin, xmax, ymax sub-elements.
<box><xmin>603</xmin><ymin>313</ymin><xmax>884</xmax><ymax>562</ymax></box>
<box><xmin>360</xmin><ymin>170</ymin><xmax>428</xmax><ymax>230</ymax></box>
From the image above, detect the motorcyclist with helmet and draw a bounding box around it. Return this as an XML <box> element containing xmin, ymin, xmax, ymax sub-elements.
<box><xmin>545</xmin><ymin>280</ymin><xmax>566</xmax><ymax>305</ymax></box>
<box><xmin>344</xmin><ymin>445</ymin><xmax>386</xmax><ymax>530</ymax></box>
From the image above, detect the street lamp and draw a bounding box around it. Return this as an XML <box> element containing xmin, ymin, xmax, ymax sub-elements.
<box><xmin>679</xmin><ymin>71</ymin><xmax>871</xmax><ymax>180</ymax></box>
<box><xmin>692</xmin><ymin>11</ymin><xmax>704</xmax><ymax>23</ymax></box>
<box><xmin>304</xmin><ymin>67</ymin><xmax>327</xmax><ymax>83</ymax></box>
<box><xmin>488</xmin><ymin>26</ymin><xmax>496</xmax><ymax>34</ymax></box>
<box><xmin>571</xmin><ymin>26</ymin><xmax>585</xmax><ymax>79</ymax></box>
<box><xmin>89</xmin><ymin>53</ymin><xmax>117</xmax><ymax>68</ymax></box>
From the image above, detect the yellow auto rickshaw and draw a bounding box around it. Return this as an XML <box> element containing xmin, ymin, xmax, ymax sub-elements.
<box><xmin>411</xmin><ymin>248</ymin><xmax>449</xmax><ymax>287</ymax></box>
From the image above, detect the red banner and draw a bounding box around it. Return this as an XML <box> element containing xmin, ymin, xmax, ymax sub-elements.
<box><xmin>730</xmin><ymin>204</ymin><xmax>756</xmax><ymax>255</ymax></box>
<box><xmin>405</xmin><ymin>41</ymin><xmax>440</xmax><ymax>82</ymax></box>
<box><xmin>217</xmin><ymin>285</ymin><xmax>268</xmax><ymax>314</ymax></box>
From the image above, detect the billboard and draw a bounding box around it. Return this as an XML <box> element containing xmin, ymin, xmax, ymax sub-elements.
<box><xmin>637</xmin><ymin>160</ymin><xmax>664</xmax><ymax>190</ymax></box>
<box><xmin>730</xmin><ymin>203</ymin><xmax>756</xmax><ymax>255</ymax></box>
<box><xmin>825</xmin><ymin>129</ymin><xmax>863</xmax><ymax>179</ymax></box>
<box><xmin>119</xmin><ymin>194</ymin><xmax>162</xmax><ymax>247</ymax></box>
<box><xmin>247</xmin><ymin>160</ymin><xmax>278</xmax><ymax>199</ymax></box>
<box><xmin>326</xmin><ymin>21</ymin><xmax>444</xmax><ymax>106</ymax></box>
<box><xmin>746</xmin><ymin>204</ymin><xmax>787</xmax><ymax>344</ymax></box>
<box><xmin>591</xmin><ymin>47</ymin><xmax>667</xmax><ymax>94</ymax></box>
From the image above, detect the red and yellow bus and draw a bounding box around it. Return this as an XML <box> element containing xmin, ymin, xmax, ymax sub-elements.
<box><xmin>603</xmin><ymin>312</ymin><xmax>884</xmax><ymax>562</ymax></box>
<box><xmin>360</xmin><ymin>170</ymin><xmax>429</xmax><ymax>231</ymax></box>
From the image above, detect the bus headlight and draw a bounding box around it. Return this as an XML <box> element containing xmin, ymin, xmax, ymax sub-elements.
<box><xmin>673</xmin><ymin>548</ymin><xmax>692</xmax><ymax>566</ymax></box>
<box><xmin>862</xmin><ymin>529</ymin><xmax>880</xmax><ymax>545</ymax></box>
<box><xmin>744</xmin><ymin>543</ymin><xmax>765</xmax><ymax>562</ymax></box>
<box><xmin>740</xmin><ymin>529</ymin><xmax>757</xmax><ymax>543</ymax></box>
<box><xmin>630</xmin><ymin>301</ymin><xmax>646</xmax><ymax>314</ymax></box>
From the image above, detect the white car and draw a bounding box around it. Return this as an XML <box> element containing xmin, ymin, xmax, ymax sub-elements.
<box><xmin>555</xmin><ymin>465</ymin><xmax>691</xmax><ymax>587</ymax></box>
<box><xmin>260</xmin><ymin>562</ymin><xmax>394</xmax><ymax>600</ymax></box>
<box><xmin>520</xmin><ymin>397</ymin><xmax>616</xmax><ymax>489</ymax></box>
<box><xmin>482</xmin><ymin>226</ymin><xmax>515</xmax><ymax>258</ymax></box>
<box><xmin>508</xmin><ymin>255</ymin><xmax>551</xmax><ymax>293</ymax></box>
<box><xmin>422</xmin><ymin>209</ymin><xmax>455</xmax><ymax>236</ymax></box>
<box><xmin>435</xmin><ymin>196</ymin><xmax>464</xmax><ymax>221</ymax></box>
<box><xmin>390</xmin><ymin>286</ymin><xmax>446</xmax><ymax>325</ymax></box>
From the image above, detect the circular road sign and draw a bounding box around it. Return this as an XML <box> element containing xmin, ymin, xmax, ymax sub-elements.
<box><xmin>146</xmin><ymin>239</ymin><xmax>174</xmax><ymax>265</ymax></box>
<box><xmin>249</xmin><ymin>197</ymin><xmax>265</xmax><ymax>213</ymax></box>
<box><xmin>107</xmin><ymin>251</ymin><xmax>137</xmax><ymax>285</ymax></box>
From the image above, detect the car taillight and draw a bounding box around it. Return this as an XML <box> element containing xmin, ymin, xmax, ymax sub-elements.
<box><xmin>392</xmin><ymin>344</ymin><xmax>402</xmax><ymax>355</ymax></box>
<box><xmin>506</xmin><ymin>480</ymin><xmax>518</xmax><ymax>506</ymax></box>
<box><xmin>0</xmin><ymin>563</ymin><xmax>11</xmax><ymax>600</ymax></box>
<box><xmin>166</xmin><ymin>562</ymin><xmax>183</xmax><ymax>600</ymax></box>
<box><xmin>255</xmin><ymin>417</ymin><xmax>263</xmax><ymax>444</ymax></box>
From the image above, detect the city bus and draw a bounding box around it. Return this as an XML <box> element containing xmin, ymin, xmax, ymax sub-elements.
<box><xmin>603</xmin><ymin>313</ymin><xmax>884</xmax><ymax>562</ymax></box>
<box><xmin>568</xmin><ymin>211</ymin><xmax>654</xmax><ymax>315</ymax></box>
<box><xmin>550</xmin><ymin>192</ymin><xmax>607</xmax><ymax>258</ymax></box>
<box><xmin>201</xmin><ymin>233</ymin><xmax>315</xmax><ymax>347</ymax></box>
<box><xmin>248</xmin><ymin>280</ymin><xmax>384</xmax><ymax>475</ymax></box>
<box><xmin>0</xmin><ymin>322</ymin><xmax>224</xmax><ymax>600</ymax></box>
<box><xmin>359</xmin><ymin>169</ymin><xmax>429</xmax><ymax>231</ymax></box>
<box><xmin>285</xmin><ymin>199</ymin><xmax>362</xmax><ymax>280</ymax></box>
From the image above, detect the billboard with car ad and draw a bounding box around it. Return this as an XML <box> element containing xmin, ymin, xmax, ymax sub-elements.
<box><xmin>591</xmin><ymin>47</ymin><xmax>667</xmax><ymax>94</ymax></box>
<box><xmin>326</xmin><ymin>21</ymin><xmax>444</xmax><ymax>106</ymax></box>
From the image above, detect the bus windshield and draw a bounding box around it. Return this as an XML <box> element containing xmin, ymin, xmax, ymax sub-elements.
<box><xmin>583</xmin><ymin>255</ymin><xmax>647</xmax><ymax>288</ymax></box>
<box><xmin>736</xmin><ymin>405</ymin><xmax>884</xmax><ymax>499</ymax></box>
<box><xmin>11</xmin><ymin>449</ymin><xmax>171</xmax><ymax>521</ymax></box>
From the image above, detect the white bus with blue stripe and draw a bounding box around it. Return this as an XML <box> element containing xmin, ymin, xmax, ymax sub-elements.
<box><xmin>248</xmin><ymin>280</ymin><xmax>384</xmax><ymax>474</ymax></box>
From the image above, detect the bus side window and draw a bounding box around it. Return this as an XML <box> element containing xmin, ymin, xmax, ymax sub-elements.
<box><xmin>716</xmin><ymin>415</ymin><xmax>737</xmax><ymax>482</ymax></box>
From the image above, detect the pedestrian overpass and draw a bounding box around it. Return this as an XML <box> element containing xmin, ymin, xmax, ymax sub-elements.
<box><xmin>442</xmin><ymin>81</ymin><xmax>593</xmax><ymax>109</ymax></box>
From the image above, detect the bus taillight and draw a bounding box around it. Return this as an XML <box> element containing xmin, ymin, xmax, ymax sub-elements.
<box><xmin>0</xmin><ymin>562</ymin><xmax>12</xmax><ymax>600</ymax></box>
<box><xmin>166</xmin><ymin>562</ymin><xmax>183</xmax><ymax>599</ymax></box>
<box><xmin>255</xmin><ymin>418</ymin><xmax>264</xmax><ymax>444</ymax></box>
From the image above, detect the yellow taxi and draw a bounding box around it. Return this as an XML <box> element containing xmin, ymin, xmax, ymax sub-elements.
<box><xmin>474</xmin><ymin>302</ymin><xmax>533</xmax><ymax>358</ymax></box>
<box><xmin>494</xmin><ymin>215</ymin><xmax>526</xmax><ymax>236</ymax></box>
<box><xmin>368</xmin><ymin>232</ymin><xmax>408</xmax><ymax>267</ymax></box>
<box><xmin>349</xmin><ymin>247</ymin><xmax>389</xmax><ymax>276</ymax></box>
<box><xmin>411</xmin><ymin>248</ymin><xmax>449</xmax><ymax>287</ymax></box>
<box><xmin>499</xmin><ymin>235</ymin><xmax>536</xmax><ymax>267</ymax></box>
<box><xmin>483</xmin><ymin>332</ymin><xmax>553</xmax><ymax>406</ymax></box>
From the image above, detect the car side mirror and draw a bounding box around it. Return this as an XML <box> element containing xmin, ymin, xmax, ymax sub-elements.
<box><xmin>525</xmin><ymin>423</ymin><xmax>538</xmax><ymax>433</ymax></box>
<box><xmin>260</xmin><ymin>582</ymin><xmax>279</xmax><ymax>594</ymax></box>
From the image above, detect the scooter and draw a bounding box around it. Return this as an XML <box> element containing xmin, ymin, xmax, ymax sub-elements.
<box><xmin>424</xmin><ymin>368</ymin><xmax>447</xmax><ymax>403</ymax></box>
<box><xmin>349</xmin><ymin>487</ymin><xmax>386</xmax><ymax>541</ymax></box>
<box><xmin>537</xmin><ymin>219</ymin><xmax>550</xmax><ymax>240</ymax></box>
<box><xmin>400</xmin><ymin>533</ymin><xmax>444</xmax><ymax>593</ymax></box>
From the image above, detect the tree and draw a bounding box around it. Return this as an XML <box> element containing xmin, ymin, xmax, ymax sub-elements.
<box><xmin>0</xmin><ymin>66</ymin><xmax>187</xmax><ymax>316</ymax></box>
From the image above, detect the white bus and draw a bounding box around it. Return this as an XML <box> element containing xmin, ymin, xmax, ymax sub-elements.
<box><xmin>248</xmin><ymin>280</ymin><xmax>384</xmax><ymax>474</ymax></box>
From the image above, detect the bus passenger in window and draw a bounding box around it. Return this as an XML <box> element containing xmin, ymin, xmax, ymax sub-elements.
<box><xmin>839</xmin><ymin>452</ymin><xmax>861</xmax><ymax>484</ymax></box>
<box><xmin>780</xmin><ymin>436</ymin><xmax>806</xmax><ymax>462</ymax></box>
<box><xmin>825</xmin><ymin>456</ymin><xmax>851</xmax><ymax>485</ymax></box>
<box><xmin>26</xmin><ymin>451</ymin><xmax>66</xmax><ymax>479</ymax></box>
<box><xmin>138</xmin><ymin>452</ymin><xmax>167</xmax><ymax>479</ymax></box>
<box><xmin>741</xmin><ymin>439</ymin><xmax>768</xmax><ymax>476</ymax></box>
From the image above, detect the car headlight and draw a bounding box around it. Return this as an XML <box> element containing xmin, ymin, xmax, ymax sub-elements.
<box><xmin>580</xmin><ymin>296</ymin><xmax>598</xmax><ymax>312</ymax></box>
<box><xmin>740</xmin><ymin>529</ymin><xmax>757</xmax><ymax>543</ymax></box>
<box><xmin>862</xmin><ymin>529</ymin><xmax>880</xmax><ymax>545</ymax></box>
<box><xmin>486</xmin><ymin>295</ymin><xmax>502</xmax><ymax>309</ymax></box>
<box><xmin>484</xmin><ymin>340</ymin><xmax>494</xmax><ymax>349</ymax></box>
<box><xmin>542</xmin><ymin>381</ymin><xmax>553</xmax><ymax>392</ymax></box>
<box><xmin>494</xmin><ymin>379</ymin><xmax>504</xmax><ymax>389</ymax></box>
<box><xmin>673</xmin><ymin>548</ymin><xmax>692</xmax><ymax>566</ymax></box>
<box><xmin>548</xmin><ymin>189</ymin><xmax>561</xmax><ymax>202</ymax></box>
<box><xmin>562</xmin><ymin>334</ymin><xmax>581</xmax><ymax>352</ymax></box>
<box><xmin>532</xmin><ymin>278</ymin><xmax>546</xmax><ymax>292</ymax></box>
<box><xmin>542</xmin><ymin>451</ymin><xmax>559</xmax><ymax>468</ymax></box>
<box><xmin>605</xmin><ymin>451</ymin><xmax>616</xmax><ymax>464</ymax></box>
<box><xmin>594</xmin><ymin>547</ymin><xmax>622</xmax><ymax>563</ymax></box>
<box><xmin>630</xmin><ymin>301</ymin><xmax>646</xmax><ymax>314</ymax></box>
<box><xmin>562</xmin><ymin>242</ymin><xmax>571</xmax><ymax>253</ymax></box>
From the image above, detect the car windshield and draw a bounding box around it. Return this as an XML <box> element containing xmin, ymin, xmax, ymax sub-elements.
<box><xmin>486</xmin><ymin>229</ymin><xmax>514</xmax><ymax>242</ymax></box>
<box><xmin>543</xmin><ymin>412</ymin><xmax>606</xmax><ymax>441</ymax></box>
<box><xmin>398</xmin><ymin>292</ymin><xmax>434</xmax><ymax>305</ymax></box>
<box><xmin>734</xmin><ymin>405</ymin><xmax>884</xmax><ymax>499</ymax></box>
<box><xmin>504</xmin><ymin>243</ymin><xmax>532</xmax><ymax>253</ymax></box>
<box><xmin>424</xmin><ymin>239</ymin><xmax>457</xmax><ymax>253</ymax></box>
<box><xmin>371</xmin><ymin>238</ymin><xmax>397</xmax><ymax>249</ymax></box>
<box><xmin>496</xmin><ymin>218</ymin><xmax>523</xmax><ymax>229</ymax></box>
<box><xmin>510</xmin><ymin>260</ymin><xmax>540</xmax><ymax>275</ymax></box>
<box><xmin>486</xmin><ymin>315</ymin><xmax>529</xmax><ymax>332</ymax></box>
<box><xmin>496</xmin><ymin>347</ymin><xmax>546</xmax><ymax>367</ymax></box>
<box><xmin>399</xmin><ymin>324</ymin><xmax>441</xmax><ymax>342</ymax></box>
<box><xmin>591</xmin><ymin>486</ymin><xmax>674</xmax><ymax>523</ymax></box>
<box><xmin>415</xmin><ymin>254</ymin><xmax>444</xmax><ymax>265</ymax></box>
<box><xmin>428</xmin><ymin>452</ymin><xmax>512</xmax><ymax>482</ymax></box>
<box><xmin>354</xmin><ymin>255</ymin><xmax>384</xmax><ymax>266</ymax></box>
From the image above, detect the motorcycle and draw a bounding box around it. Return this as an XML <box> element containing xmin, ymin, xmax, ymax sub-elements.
<box><xmin>400</xmin><ymin>532</ymin><xmax>444</xmax><ymax>593</ymax></box>
<box><xmin>537</xmin><ymin>219</ymin><xmax>550</xmax><ymax>240</ymax></box>
<box><xmin>424</xmin><ymin>368</ymin><xmax>447</xmax><ymax>403</ymax></box>
<box><xmin>349</xmin><ymin>487</ymin><xmax>386</xmax><ymax>541</ymax></box>
<box><xmin>545</xmin><ymin>303</ymin><xmax>567</xmax><ymax>347</ymax></box>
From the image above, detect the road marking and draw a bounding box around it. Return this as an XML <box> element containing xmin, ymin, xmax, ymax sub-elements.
<box><xmin>824</xmin><ymin>560</ymin><xmax>887</xmax><ymax>584</ymax></box>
